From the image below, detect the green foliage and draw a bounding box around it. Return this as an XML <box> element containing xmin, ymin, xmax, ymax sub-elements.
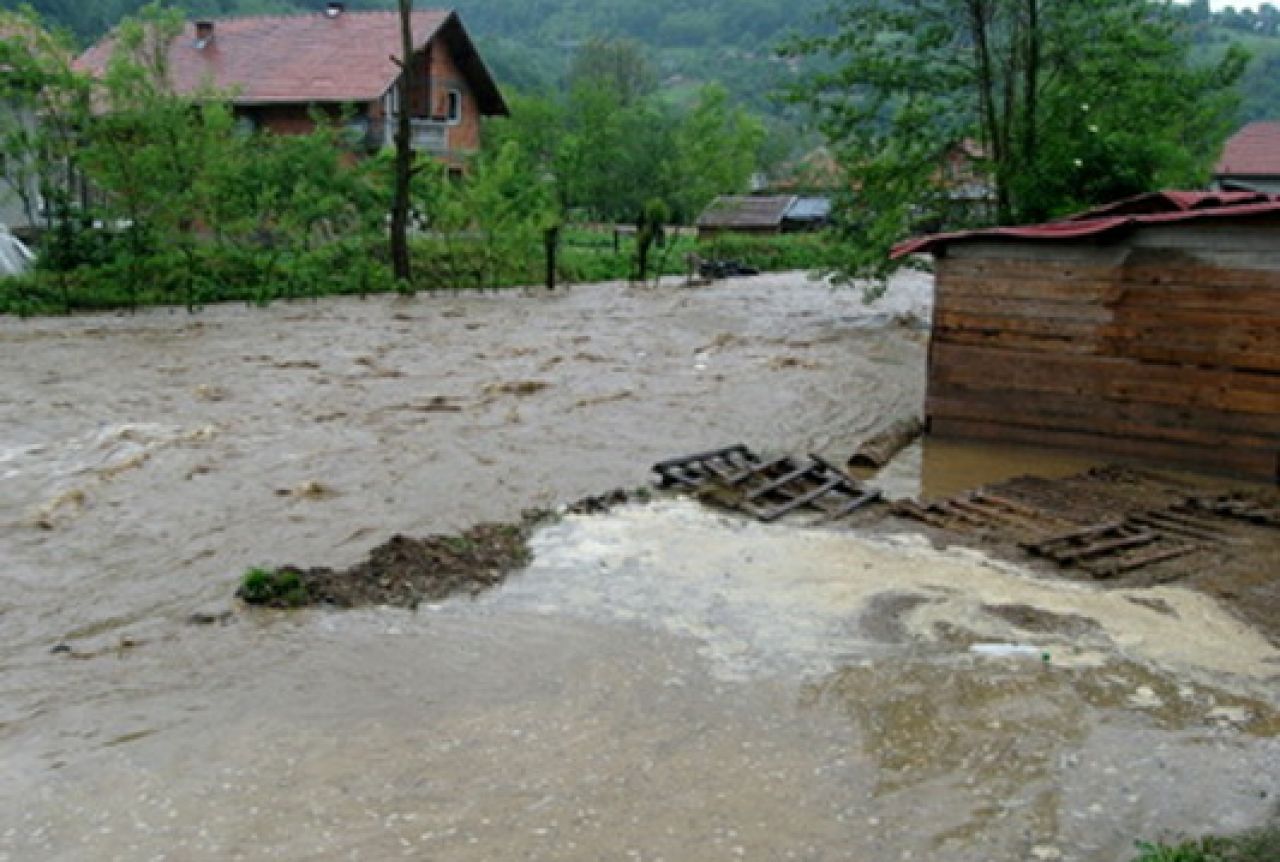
<box><xmin>238</xmin><ymin>567</ymin><xmax>309</xmax><ymax>608</ymax></box>
<box><xmin>787</xmin><ymin>0</ymin><xmax>1246</xmax><ymax>287</ymax></box>
<box><xmin>0</xmin><ymin>4</ymin><xmax>399</xmax><ymax>314</ymax></box>
<box><xmin>1130</xmin><ymin>826</ymin><xmax>1280</xmax><ymax>862</ymax></box>
<box><xmin>487</xmin><ymin>72</ymin><xmax>764</xmax><ymax>227</ymax></box>
<box><xmin>567</xmin><ymin>37</ymin><xmax>657</xmax><ymax>107</ymax></box>
<box><xmin>697</xmin><ymin>231</ymin><xmax>842</xmax><ymax>272</ymax></box>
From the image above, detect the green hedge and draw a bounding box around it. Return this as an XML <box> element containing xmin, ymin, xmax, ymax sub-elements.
<box><xmin>1</xmin><ymin>229</ymin><xmax>841</xmax><ymax>316</ymax></box>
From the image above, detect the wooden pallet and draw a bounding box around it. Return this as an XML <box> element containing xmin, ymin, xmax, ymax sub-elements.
<box><xmin>892</xmin><ymin>491</ymin><xmax>1076</xmax><ymax>539</ymax></box>
<box><xmin>653</xmin><ymin>445</ymin><xmax>882</xmax><ymax>524</ymax></box>
<box><xmin>1179</xmin><ymin>493</ymin><xmax>1280</xmax><ymax>528</ymax></box>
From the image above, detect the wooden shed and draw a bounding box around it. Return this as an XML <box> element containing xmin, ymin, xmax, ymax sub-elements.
<box><xmin>894</xmin><ymin>191</ymin><xmax>1280</xmax><ymax>482</ymax></box>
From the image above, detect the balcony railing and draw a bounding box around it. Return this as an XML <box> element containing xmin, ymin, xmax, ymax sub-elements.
<box><xmin>362</xmin><ymin>117</ymin><xmax>449</xmax><ymax>154</ymax></box>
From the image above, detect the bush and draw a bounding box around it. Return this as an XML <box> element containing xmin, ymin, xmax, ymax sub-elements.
<box><xmin>695</xmin><ymin>231</ymin><xmax>843</xmax><ymax>272</ymax></box>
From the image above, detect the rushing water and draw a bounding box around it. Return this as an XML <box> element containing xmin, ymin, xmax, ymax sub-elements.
<box><xmin>1</xmin><ymin>274</ymin><xmax>1275</xmax><ymax>861</ymax></box>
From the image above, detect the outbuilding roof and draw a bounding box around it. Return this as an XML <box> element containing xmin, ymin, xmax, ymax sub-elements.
<box><xmin>75</xmin><ymin>8</ymin><xmax>507</xmax><ymax>114</ymax></box>
<box><xmin>698</xmin><ymin>195</ymin><xmax>798</xmax><ymax>229</ymax></box>
<box><xmin>892</xmin><ymin>190</ymin><xmax>1280</xmax><ymax>258</ymax></box>
<box><xmin>1215</xmin><ymin>121</ymin><xmax>1280</xmax><ymax>178</ymax></box>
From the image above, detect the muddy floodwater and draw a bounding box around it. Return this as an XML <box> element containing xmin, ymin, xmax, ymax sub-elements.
<box><xmin>1</xmin><ymin>274</ymin><xmax>1276</xmax><ymax>861</ymax></box>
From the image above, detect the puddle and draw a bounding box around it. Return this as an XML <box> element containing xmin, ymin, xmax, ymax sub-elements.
<box><xmin>868</xmin><ymin>437</ymin><xmax>1106</xmax><ymax>501</ymax></box>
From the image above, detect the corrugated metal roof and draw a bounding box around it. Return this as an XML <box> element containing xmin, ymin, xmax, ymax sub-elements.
<box><xmin>1215</xmin><ymin>122</ymin><xmax>1280</xmax><ymax>178</ymax></box>
<box><xmin>785</xmin><ymin>197</ymin><xmax>832</xmax><ymax>221</ymax></box>
<box><xmin>893</xmin><ymin>190</ymin><xmax>1280</xmax><ymax>258</ymax></box>
<box><xmin>1066</xmin><ymin>190</ymin><xmax>1272</xmax><ymax>219</ymax></box>
<box><xmin>75</xmin><ymin>9</ymin><xmax>506</xmax><ymax>114</ymax></box>
<box><xmin>698</xmin><ymin>195</ymin><xmax>797</xmax><ymax>229</ymax></box>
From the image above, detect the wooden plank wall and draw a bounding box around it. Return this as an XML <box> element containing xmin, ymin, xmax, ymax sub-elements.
<box><xmin>926</xmin><ymin>220</ymin><xmax>1280</xmax><ymax>481</ymax></box>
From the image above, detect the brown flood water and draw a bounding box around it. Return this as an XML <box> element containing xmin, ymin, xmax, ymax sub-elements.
<box><xmin>1</xmin><ymin>273</ymin><xmax>1276</xmax><ymax>861</ymax></box>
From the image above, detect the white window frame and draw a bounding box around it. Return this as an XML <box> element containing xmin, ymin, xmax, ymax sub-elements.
<box><xmin>445</xmin><ymin>88</ymin><xmax>462</xmax><ymax>126</ymax></box>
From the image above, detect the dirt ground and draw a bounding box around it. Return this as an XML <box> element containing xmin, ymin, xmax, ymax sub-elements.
<box><xmin>876</xmin><ymin>466</ymin><xmax>1280</xmax><ymax>646</ymax></box>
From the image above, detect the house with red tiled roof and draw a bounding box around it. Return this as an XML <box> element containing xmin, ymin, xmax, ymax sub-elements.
<box><xmin>75</xmin><ymin>2</ymin><xmax>507</xmax><ymax>166</ymax></box>
<box><xmin>1213</xmin><ymin>121</ymin><xmax>1280</xmax><ymax>194</ymax></box>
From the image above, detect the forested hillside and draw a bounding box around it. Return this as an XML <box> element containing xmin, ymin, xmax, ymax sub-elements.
<box><xmin>4</xmin><ymin>0</ymin><xmax>825</xmax><ymax>111</ymax></box>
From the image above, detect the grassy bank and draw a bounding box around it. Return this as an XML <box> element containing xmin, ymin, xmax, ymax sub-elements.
<box><xmin>0</xmin><ymin>228</ymin><xmax>843</xmax><ymax>316</ymax></box>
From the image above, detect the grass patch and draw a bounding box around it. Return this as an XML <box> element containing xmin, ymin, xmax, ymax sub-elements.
<box><xmin>237</xmin><ymin>566</ymin><xmax>310</xmax><ymax>609</ymax></box>
<box><xmin>1131</xmin><ymin>826</ymin><xmax>1280</xmax><ymax>862</ymax></box>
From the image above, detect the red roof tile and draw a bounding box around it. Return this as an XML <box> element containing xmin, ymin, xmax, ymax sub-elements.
<box><xmin>892</xmin><ymin>190</ymin><xmax>1280</xmax><ymax>258</ymax></box>
<box><xmin>1215</xmin><ymin>121</ymin><xmax>1280</xmax><ymax>178</ymax></box>
<box><xmin>76</xmin><ymin>9</ymin><xmax>466</xmax><ymax>106</ymax></box>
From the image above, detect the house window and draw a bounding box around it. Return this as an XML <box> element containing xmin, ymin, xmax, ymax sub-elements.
<box><xmin>446</xmin><ymin>89</ymin><xmax>462</xmax><ymax>125</ymax></box>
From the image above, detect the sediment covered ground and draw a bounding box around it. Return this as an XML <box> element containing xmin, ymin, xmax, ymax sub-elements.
<box><xmin>1</xmin><ymin>273</ymin><xmax>1275</xmax><ymax>861</ymax></box>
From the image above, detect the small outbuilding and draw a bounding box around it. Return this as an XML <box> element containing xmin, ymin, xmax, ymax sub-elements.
<box><xmin>895</xmin><ymin>191</ymin><xmax>1280</xmax><ymax>482</ymax></box>
<box><xmin>697</xmin><ymin>195</ymin><xmax>831</xmax><ymax>237</ymax></box>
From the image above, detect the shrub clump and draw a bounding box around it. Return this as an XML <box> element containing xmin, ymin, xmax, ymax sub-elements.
<box><xmin>237</xmin><ymin>567</ymin><xmax>309</xmax><ymax>608</ymax></box>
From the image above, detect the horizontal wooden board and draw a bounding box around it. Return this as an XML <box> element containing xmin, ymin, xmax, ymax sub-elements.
<box><xmin>938</xmin><ymin>291</ymin><xmax>1117</xmax><ymax>323</ymax></box>
<box><xmin>929</xmin><ymin>343</ymin><xmax>1280</xmax><ymax>414</ymax></box>
<box><xmin>934</xmin><ymin>311</ymin><xmax>1108</xmax><ymax>340</ymax></box>
<box><xmin>932</xmin><ymin>327</ymin><xmax>1106</xmax><ymax>355</ymax></box>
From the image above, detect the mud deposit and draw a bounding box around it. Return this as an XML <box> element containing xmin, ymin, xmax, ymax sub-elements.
<box><xmin>1</xmin><ymin>273</ymin><xmax>1276</xmax><ymax>861</ymax></box>
<box><xmin>894</xmin><ymin>466</ymin><xmax>1280</xmax><ymax>645</ymax></box>
<box><xmin>249</xmin><ymin>521</ymin><xmax>538</xmax><ymax>609</ymax></box>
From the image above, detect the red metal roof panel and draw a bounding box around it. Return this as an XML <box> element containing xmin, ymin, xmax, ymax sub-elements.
<box><xmin>892</xmin><ymin>191</ymin><xmax>1280</xmax><ymax>258</ymax></box>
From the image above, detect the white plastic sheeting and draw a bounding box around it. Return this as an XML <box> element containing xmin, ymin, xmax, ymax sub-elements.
<box><xmin>0</xmin><ymin>226</ymin><xmax>34</xmax><ymax>276</ymax></box>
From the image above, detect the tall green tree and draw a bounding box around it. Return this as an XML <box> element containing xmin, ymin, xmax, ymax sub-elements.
<box><xmin>671</xmin><ymin>84</ymin><xmax>765</xmax><ymax>222</ymax></box>
<box><xmin>566</xmin><ymin>37</ymin><xmax>657</xmax><ymax>106</ymax></box>
<box><xmin>789</xmin><ymin>0</ymin><xmax>1246</xmax><ymax>282</ymax></box>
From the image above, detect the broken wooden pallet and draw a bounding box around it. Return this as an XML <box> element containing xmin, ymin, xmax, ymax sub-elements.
<box><xmin>1179</xmin><ymin>494</ymin><xmax>1280</xmax><ymax>528</ymax></box>
<box><xmin>653</xmin><ymin>445</ymin><xmax>882</xmax><ymax>524</ymax></box>
<box><xmin>892</xmin><ymin>491</ymin><xmax>1076</xmax><ymax>539</ymax></box>
<box><xmin>1021</xmin><ymin>518</ymin><xmax>1203</xmax><ymax>579</ymax></box>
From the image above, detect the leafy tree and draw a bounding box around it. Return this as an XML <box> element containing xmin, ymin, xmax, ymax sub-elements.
<box><xmin>0</xmin><ymin>8</ymin><xmax>86</xmax><ymax>231</ymax></box>
<box><xmin>788</xmin><ymin>0</ymin><xmax>1247</xmax><ymax>284</ymax></box>
<box><xmin>566</xmin><ymin>37</ymin><xmax>657</xmax><ymax>106</ymax></box>
<box><xmin>671</xmin><ymin>84</ymin><xmax>765</xmax><ymax>221</ymax></box>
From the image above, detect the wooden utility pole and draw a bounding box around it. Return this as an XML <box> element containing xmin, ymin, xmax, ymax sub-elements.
<box><xmin>389</xmin><ymin>0</ymin><xmax>414</xmax><ymax>285</ymax></box>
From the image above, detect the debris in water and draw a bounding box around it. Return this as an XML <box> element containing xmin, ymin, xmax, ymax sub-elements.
<box><xmin>484</xmin><ymin>380</ymin><xmax>551</xmax><ymax>397</ymax></box>
<box><xmin>969</xmin><ymin>643</ymin><xmax>1046</xmax><ymax>660</ymax></box>
<box><xmin>653</xmin><ymin>444</ymin><xmax>881</xmax><ymax>524</ymax></box>
<box><xmin>847</xmin><ymin>416</ymin><xmax>923</xmax><ymax>469</ymax></box>
<box><xmin>565</xmin><ymin>487</ymin><xmax>652</xmax><ymax>515</ymax></box>
<box><xmin>238</xmin><ymin>519</ymin><xmax>544</xmax><ymax>610</ymax></box>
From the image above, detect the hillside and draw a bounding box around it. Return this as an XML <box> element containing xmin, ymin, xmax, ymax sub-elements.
<box><xmin>11</xmin><ymin>1</ymin><xmax>1279</xmax><ymax>142</ymax></box>
<box><xmin>3</xmin><ymin>0</ymin><xmax>827</xmax><ymax>114</ymax></box>
<box><xmin>1193</xmin><ymin>26</ymin><xmax>1280</xmax><ymax>121</ymax></box>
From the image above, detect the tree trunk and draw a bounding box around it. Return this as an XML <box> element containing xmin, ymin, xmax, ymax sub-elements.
<box><xmin>967</xmin><ymin>0</ymin><xmax>1011</xmax><ymax>223</ymax></box>
<box><xmin>389</xmin><ymin>0</ymin><xmax>414</xmax><ymax>286</ymax></box>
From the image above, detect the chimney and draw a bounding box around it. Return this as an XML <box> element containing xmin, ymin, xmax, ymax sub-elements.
<box><xmin>194</xmin><ymin>20</ymin><xmax>214</xmax><ymax>48</ymax></box>
<box><xmin>325</xmin><ymin>2</ymin><xmax>345</xmax><ymax>17</ymax></box>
